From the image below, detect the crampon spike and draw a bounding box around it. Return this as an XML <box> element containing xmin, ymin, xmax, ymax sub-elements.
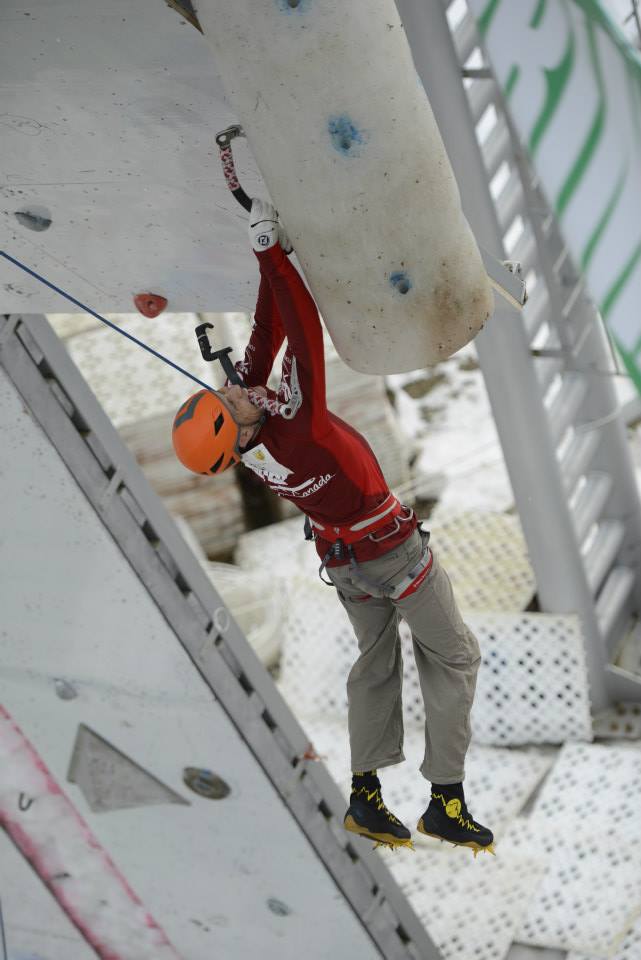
<box><xmin>373</xmin><ymin>838</ymin><xmax>415</xmax><ymax>852</ymax></box>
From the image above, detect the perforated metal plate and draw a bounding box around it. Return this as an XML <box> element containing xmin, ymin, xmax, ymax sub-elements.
<box><xmin>277</xmin><ymin>578</ymin><xmax>352</xmax><ymax>718</ymax></box>
<box><xmin>516</xmin><ymin>742</ymin><xmax>641</xmax><ymax>954</ymax></box>
<box><xmin>278</xmin><ymin>579</ymin><xmax>592</xmax><ymax>747</ymax></box>
<box><xmin>466</xmin><ymin>613</ymin><xmax>592</xmax><ymax>745</ymax></box>
<box><xmin>236</xmin><ymin>509</ymin><xmax>535</xmax><ymax>618</ymax></box>
<box><xmin>49</xmin><ymin>312</ymin><xmax>245</xmax><ymax>427</ymax></box>
<box><xmin>568</xmin><ymin>914</ymin><xmax>641</xmax><ymax>960</ymax></box>
<box><xmin>295</xmin><ymin>717</ymin><xmax>553</xmax><ymax>960</ymax></box>
<box><xmin>392</xmin><ymin>843</ymin><xmax>544</xmax><ymax>960</ymax></box>
<box><xmin>593</xmin><ymin>702</ymin><xmax>641</xmax><ymax>741</ymax></box>
<box><xmin>427</xmin><ymin>512</ymin><xmax>536</xmax><ymax>612</ymax></box>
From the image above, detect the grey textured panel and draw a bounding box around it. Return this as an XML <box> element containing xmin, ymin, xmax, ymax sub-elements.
<box><xmin>67</xmin><ymin>725</ymin><xmax>190</xmax><ymax>813</ymax></box>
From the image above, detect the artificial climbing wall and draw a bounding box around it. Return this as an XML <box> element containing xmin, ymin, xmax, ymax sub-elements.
<box><xmin>0</xmin><ymin>316</ymin><xmax>438</xmax><ymax>960</ymax></box>
<box><xmin>194</xmin><ymin>0</ymin><xmax>493</xmax><ymax>374</ymax></box>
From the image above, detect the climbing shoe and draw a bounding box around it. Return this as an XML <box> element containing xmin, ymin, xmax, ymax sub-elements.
<box><xmin>417</xmin><ymin>789</ymin><xmax>495</xmax><ymax>858</ymax></box>
<box><xmin>344</xmin><ymin>772</ymin><xmax>413</xmax><ymax>851</ymax></box>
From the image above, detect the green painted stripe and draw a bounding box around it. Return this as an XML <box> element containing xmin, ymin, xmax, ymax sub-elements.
<box><xmin>529</xmin><ymin>28</ymin><xmax>575</xmax><ymax>155</ymax></box>
<box><xmin>626</xmin><ymin>66</ymin><xmax>641</xmax><ymax>147</ymax></box>
<box><xmin>571</xmin><ymin>0</ymin><xmax>641</xmax><ymax>78</ymax></box>
<box><xmin>530</xmin><ymin>0</ymin><xmax>546</xmax><ymax>28</ymax></box>
<box><xmin>477</xmin><ymin>0</ymin><xmax>502</xmax><ymax>36</ymax></box>
<box><xmin>615</xmin><ymin>337</ymin><xmax>641</xmax><ymax>395</ymax></box>
<box><xmin>581</xmin><ymin>166</ymin><xmax>627</xmax><ymax>270</ymax></box>
<box><xmin>631</xmin><ymin>327</ymin><xmax>641</xmax><ymax>357</ymax></box>
<box><xmin>505</xmin><ymin>64</ymin><xmax>519</xmax><ymax>99</ymax></box>
<box><xmin>600</xmin><ymin>239</ymin><xmax>641</xmax><ymax>319</ymax></box>
<box><xmin>556</xmin><ymin>15</ymin><xmax>605</xmax><ymax>216</ymax></box>
<box><xmin>556</xmin><ymin>101</ymin><xmax>605</xmax><ymax>216</ymax></box>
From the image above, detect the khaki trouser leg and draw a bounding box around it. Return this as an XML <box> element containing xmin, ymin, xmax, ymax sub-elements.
<box><xmin>328</xmin><ymin>529</ymin><xmax>481</xmax><ymax>783</ymax></box>
<box><xmin>339</xmin><ymin>594</ymin><xmax>406</xmax><ymax>773</ymax></box>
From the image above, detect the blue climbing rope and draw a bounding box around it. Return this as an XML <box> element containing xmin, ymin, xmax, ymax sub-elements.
<box><xmin>1</xmin><ymin>250</ymin><xmax>215</xmax><ymax>394</ymax></box>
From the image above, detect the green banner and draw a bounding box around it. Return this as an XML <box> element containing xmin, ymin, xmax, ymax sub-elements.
<box><xmin>470</xmin><ymin>0</ymin><xmax>641</xmax><ymax>390</ymax></box>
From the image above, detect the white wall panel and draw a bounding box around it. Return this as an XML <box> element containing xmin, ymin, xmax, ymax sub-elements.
<box><xmin>0</xmin><ymin>365</ymin><xmax>383</xmax><ymax>959</ymax></box>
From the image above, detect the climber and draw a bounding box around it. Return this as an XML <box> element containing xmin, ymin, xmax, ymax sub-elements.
<box><xmin>172</xmin><ymin>199</ymin><xmax>494</xmax><ymax>856</ymax></box>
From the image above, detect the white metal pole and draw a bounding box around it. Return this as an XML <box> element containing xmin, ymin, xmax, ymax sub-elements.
<box><xmin>397</xmin><ymin>0</ymin><xmax>611</xmax><ymax>707</ymax></box>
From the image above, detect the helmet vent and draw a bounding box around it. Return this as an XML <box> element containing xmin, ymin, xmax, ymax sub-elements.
<box><xmin>210</xmin><ymin>453</ymin><xmax>225</xmax><ymax>474</ymax></box>
<box><xmin>173</xmin><ymin>390</ymin><xmax>206</xmax><ymax>429</ymax></box>
<box><xmin>214</xmin><ymin>412</ymin><xmax>225</xmax><ymax>435</ymax></box>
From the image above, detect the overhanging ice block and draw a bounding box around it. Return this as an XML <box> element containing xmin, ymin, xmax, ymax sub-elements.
<box><xmin>196</xmin><ymin>0</ymin><xmax>493</xmax><ymax>374</ymax></box>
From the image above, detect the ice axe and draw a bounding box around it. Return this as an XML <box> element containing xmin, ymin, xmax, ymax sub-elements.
<box><xmin>215</xmin><ymin>124</ymin><xmax>284</xmax><ymax>221</ymax></box>
<box><xmin>195</xmin><ymin>322</ymin><xmax>245</xmax><ymax>387</ymax></box>
<box><xmin>215</xmin><ymin>124</ymin><xmax>252</xmax><ymax>212</ymax></box>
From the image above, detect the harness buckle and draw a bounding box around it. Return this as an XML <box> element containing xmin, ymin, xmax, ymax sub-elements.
<box><xmin>367</xmin><ymin>516</ymin><xmax>400</xmax><ymax>543</ymax></box>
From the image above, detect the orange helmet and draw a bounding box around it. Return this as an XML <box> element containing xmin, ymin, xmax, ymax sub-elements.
<box><xmin>172</xmin><ymin>389</ymin><xmax>240</xmax><ymax>475</ymax></box>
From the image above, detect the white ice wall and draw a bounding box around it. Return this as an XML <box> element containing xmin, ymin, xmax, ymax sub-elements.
<box><xmin>0</xmin><ymin>364</ymin><xmax>382</xmax><ymax>960</ymax></box>
<box><xmin>192</xmin><ymin>0</ymin><xmax>494</xmax><ymax>373</ymax></box>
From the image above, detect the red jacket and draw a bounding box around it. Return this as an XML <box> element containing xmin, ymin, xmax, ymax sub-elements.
<box><xmin>238</xmin><ymin>244</ymin><xmax>416</xmax><ymax>565</ymax></box>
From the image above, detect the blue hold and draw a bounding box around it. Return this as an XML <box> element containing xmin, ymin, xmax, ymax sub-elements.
<box><xmin>276</xmin><ymin>0</ymin><xmax>309</xmax><ymax>13</ymax></box>
<box><xmin>390</xmin><ymin>271</ymin><xmax>412</xmax><ymax>295</ymax></box>
<box><xmin>328</xmin><ymin>115</ymin><xmax>365</xmax><ymax>156</ymax></box>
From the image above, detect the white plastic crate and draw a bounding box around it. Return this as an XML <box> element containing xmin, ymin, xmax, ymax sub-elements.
<box><xmin>392</xmin><ymin>843</ymin><xmax>544</xmax><ymax>960</ymax></box>
<box><xmin>427</xmin><ymin>511</ymin><xmax>536</xmax><ymax>612</ymax></box>
<box><xmin>568</xmin><ymin>913</ymin><xmax>641</xmax><ymax>960</ymax></box>
<box><xmin>467</xmin><ymin>612</ymin><xmax>592</xmax><ymax>745</ymax></box>
<box><xmin>516</xmin><ymin>742</ymin><xmax>641</xmax><ymax>955</ymax></box>
<box><xmin>593</xmin><ymin>702</ymin><xmax>641</xmax><ymax>741</ymax></box>
<box><xmin>296</xmin><ymin>720</ymin><xmax>555</xmax><ymax>960</ymax></box>
<box><xmin>235</xmin><ymin>517</ymin><xmax>319</xmax><ymax>580</ymax></box>
<box><xmin>278</xmin><ymin>577</ymin><xmax>354</xmax><ymax>719</ymax></box>
<box><xmin>279</xmin><ymin>579</ymin><xmax>592</xmax><ymax>747</ymax></box>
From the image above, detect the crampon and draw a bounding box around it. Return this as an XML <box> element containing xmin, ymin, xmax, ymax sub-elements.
<box><xmin>344</xmin><ymin>812</ymin><xmax>414</xmax><ymax>851</ymax></box>
<box><xmin>417</xmin><ymin>792</ymin><xmax>495</xmax><ymax>858</ymax></box>
<box><xmin>344</xmin><ymin>779</ymin><xmax>414</xmax><ymax>852</ymax></box>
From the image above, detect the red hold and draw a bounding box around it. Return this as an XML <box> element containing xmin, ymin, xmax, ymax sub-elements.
<box><xmin>134</xmin><ymin>293</ymin><xmax>167</xmax><ymax>318</ymax></box>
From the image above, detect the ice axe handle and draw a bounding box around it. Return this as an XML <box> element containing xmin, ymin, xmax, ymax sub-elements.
<box><xmin>215</xmin><ymin>125</ymin><xmax>252</xmax><ymax>213</ymax></box>
<box><xmin>195</xmin><ymin>323</ymin><xmax>245</xmax><ymax>386</ymax></box>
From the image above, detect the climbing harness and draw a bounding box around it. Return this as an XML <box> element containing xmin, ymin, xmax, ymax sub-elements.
<box><xmin>307</xmin><ymin>493</ymin><xmax>407</xmax><ymax>545</ymax></box>
<box><xmin>306</xmin><ymin>495</ymin><xmax>433</xmax><ymax>599</ymax></box>
<box><xmin>347</xmin><ymin>540</ymin><xmax>433</xmax><ymax>601</ymax></box>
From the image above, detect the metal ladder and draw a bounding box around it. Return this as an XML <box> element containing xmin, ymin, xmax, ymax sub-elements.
<box><xmin>399</xmin><ymin>0</ymin><xmax>641</xmax><ymax>706</ymax></box>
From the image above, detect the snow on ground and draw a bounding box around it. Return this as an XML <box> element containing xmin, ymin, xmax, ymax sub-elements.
<box><xmin>386</xmin><ymin>341</ymin><xmax>514</xmax><ymax>514</ymax></box>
